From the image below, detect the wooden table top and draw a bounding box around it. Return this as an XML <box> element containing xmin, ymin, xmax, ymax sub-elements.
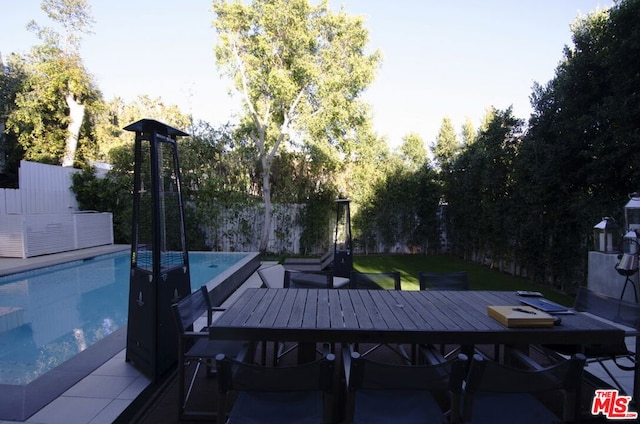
<box><xmin>209</xmin><ymin>288</ymin><xmax>625</xmax><ymax>346</ymax></box>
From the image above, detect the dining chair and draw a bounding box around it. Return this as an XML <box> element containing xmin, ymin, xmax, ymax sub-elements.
<box><xmin>258</xmin><ymin>268</ymin><xmax>345</xmax><ymax>364</ymax></box>
<box><xmin>541</xmin><ymin>287</ymin><xmax>640</xmax><ymax>397</ymax></box>
<box><xmin>257</xmin><ymin>264</ymin><xmax>349</xmax><ymax>289</ymax></box>
<box><xmin>350</xmin><ymin>271</ymin><xmax>401</xmax><ymax>290</ymax></box>
<box><xmin>171</xmin><ymin>285</ymin><xmax>250</xmax><ymax>421</ymax></box>
<box><xmin>216</xmin><ymin>352</ymin><xmax>336</xmax><ymax>424</ymax></box>
<box><xmin>285</xmin><ymin>269</ymin><xmax>350</xmax><ymax>289</ymax></box>
<box><xmin>453</xmin><ymin>353</ymin><xmax>586</xmax><ymax>424</ymax></box>
<box><xmin>343</xmin><ymin>344</ymin><xmax>468</xmax><ymax>424</ymax></box>
<box><xmin>416</xmin><ymin>271</ymin><xmax>474</xmax><ymax>360</ymax></box>
<box><xmin>418</xmin><ymin>271</ymin><xmax>469</xmax><ymax>291</ymax></box>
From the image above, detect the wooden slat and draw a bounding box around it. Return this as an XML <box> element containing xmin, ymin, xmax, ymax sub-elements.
<box><xmin>209</xmin><ymin>289</ymin><xmax>626</xmax><ymax>348</ymax></box>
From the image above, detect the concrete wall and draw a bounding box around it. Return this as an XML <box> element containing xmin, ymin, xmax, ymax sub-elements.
<box><xmin>587</xmin><ymin>251</ymin><xmax>639</xmax><ymax>302</ymax></box>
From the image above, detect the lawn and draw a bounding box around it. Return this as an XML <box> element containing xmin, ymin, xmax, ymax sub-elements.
<box><xmin>353</xmin><ymin>254</ymin><xmax>574</xmax><ymax>306</ymax></box>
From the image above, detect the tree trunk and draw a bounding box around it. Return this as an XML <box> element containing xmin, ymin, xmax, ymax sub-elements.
<box><xmin>259</xmin><ymin>155</ymin><xmax>272</xmax><ymax>252</ymax></box>
<box><xmin>61</xmin><ymin>92</ymin><xmax>85</xmax><ymax>167</ymax></box>
<box><xmin>0</xmin><ymin>119</ymin><xmax>6</xmax><ymax>173</ymax></box>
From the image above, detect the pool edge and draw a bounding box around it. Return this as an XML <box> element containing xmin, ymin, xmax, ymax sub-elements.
<box><xmin>0</xmin><ymin>250</ymin><xmax>261</xmax><ymax>422</ymax></box>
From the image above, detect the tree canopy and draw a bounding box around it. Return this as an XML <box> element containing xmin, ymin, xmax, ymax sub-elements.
<box><xmin>212</xmin><ymin>0</ymin><xmax>381</xmax><ymax>251</ymax></box>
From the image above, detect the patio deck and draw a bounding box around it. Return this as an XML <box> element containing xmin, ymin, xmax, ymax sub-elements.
<box><xmin>0</xmin><ymin>247</ymin><xmax>635</xmax><ymax>423</ymax></box>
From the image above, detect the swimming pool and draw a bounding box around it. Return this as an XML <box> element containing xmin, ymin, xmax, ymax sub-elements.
<box><xmin>0</xmin><ymin>251</ymin><xmax>250</xmax><ymax>385</ymax></box>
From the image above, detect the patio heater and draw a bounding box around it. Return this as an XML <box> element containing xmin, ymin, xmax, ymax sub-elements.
<box><xmin>333</xmin><ymin>199</ymin><xmax>353</xmax><ymax>278</ymax></box>
<box><xmin>124</xmin><ymin>119</ymin><xmax>191</xmax><ymax>382</ymax></box>
<box><xmin>617</xmin><ymin>230</ymin><xmax>639</xmax><ymax>302</ymax></box>
<box><xmin>618</xmin><ymin>193</ymin><xmax>640</xmax><ymax>302</ymax></box>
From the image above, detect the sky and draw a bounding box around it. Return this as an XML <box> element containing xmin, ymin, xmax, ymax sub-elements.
<box><xmin>1</xmin><ymin>0</ymin><xmax>613</xmax><ymax>150</ymax></box>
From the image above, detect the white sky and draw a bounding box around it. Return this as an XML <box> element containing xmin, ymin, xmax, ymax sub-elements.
<box><xmin>0</xmin><ymin>0</ymin><xmax>612</xmax><ymax>149</ymax></box>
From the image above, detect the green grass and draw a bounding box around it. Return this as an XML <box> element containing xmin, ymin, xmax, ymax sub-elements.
<box><xmin>354</xmin><ymin>254</ymin><xmax>574</xmax><ymax>306</ymax></box>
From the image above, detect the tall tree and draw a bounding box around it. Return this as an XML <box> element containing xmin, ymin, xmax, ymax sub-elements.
<box><xmin>212</xmin><ymin>0</ymin><xmax>381</xmax><ymax>252</ymax></box>
<box><xmin>400</xmin><ymin>132</ymin><xmax>427</xmax><ymax>171</ymax></box>
<box><xmin>431</xmin><ymin>116</ymin><xmax>459</xmax><ymax>171</ymax></box>
<box><xmin>8</xmin><ymin>0</ymin><xmax>99</xmax><ymax>166</ymax></box>
<box><xmin>0</xmin><ymin>53</ymin><xmax>28</xmax><ymax>184</ymax></box>
<box><xmin>461</xmin><ymin>117</ymin><xmax>476</xmax><ymax>146</ymax></box>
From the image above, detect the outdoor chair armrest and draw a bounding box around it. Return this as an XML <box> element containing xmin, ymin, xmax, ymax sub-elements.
<box><xmin>183</xmin><ymin>331</ymin><xmax>209</xmax><ymax>339</ymax></box>
<box><xmin>209</xmin><ymin>307</ymin><xmax>226</xmax><ymax>312</ymax></box>
<box><xmin>207</xmin><ymin>306</ymin><xmax>227</xmax><ymax>324</ymax></box>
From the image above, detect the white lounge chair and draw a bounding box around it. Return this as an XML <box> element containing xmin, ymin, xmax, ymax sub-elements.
<box><xmin>282</xmin><ymin>250</ymin><xmax>334</xmax><ymax>272</ymax></box>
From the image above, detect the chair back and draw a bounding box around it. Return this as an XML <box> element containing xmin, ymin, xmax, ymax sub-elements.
<box><xmin>346</xmin><ymin>348</ymin><xmax>466</xmax><ymax>392</ymax></box>
<box><xmin>257</xmin><ymin>264</ymin><xmax>286</xmax><ymax>288</ymax></box>
<box><xmin>574</xmin><ymin>287</ymin><xmax>640</xmax><ymax>333</ymax></box>
<box><xmin>172</xmin><ymin>286</ymin><xmax>211</xmax><ymax>333</ymax></box>
<box><xmin>216</xmin><ymin>352</ymin><xmax>335</xmax><ymax>393</ymax></box>
<box><xmin>350</xmin><ymin>271</ymin><xmax>401</xmax><ymax>290</ymax></box>
<box><xmin>418</xmin><ymin>271</ymin><xmax>469</xmax><ymax>291</ymax></box>
<box><xmin>458</xmin><ymin>353</ymin><xmax>586</xmax><ymax>423</ymax></box>
<box><xmin>344</xmin><ymin>346</ymin><xmax>468</xmax><ymax>423</ymax></box>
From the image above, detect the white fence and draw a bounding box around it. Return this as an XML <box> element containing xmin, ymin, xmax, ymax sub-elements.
<box><xmin>0</xmin><ymin>161</ymin><xmax>78</xmax><ymax>215</ymax></box>
<box><xmin>0</xmin><ymin>161</ymin><xmax>113</xmax><ymax>258</ymax></box>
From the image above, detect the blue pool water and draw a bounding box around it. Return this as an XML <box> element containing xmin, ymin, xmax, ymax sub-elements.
<box><xmin>0</xmin><ymin>251</ymin><xmax>247</xmax><ymax>385</ymax></box>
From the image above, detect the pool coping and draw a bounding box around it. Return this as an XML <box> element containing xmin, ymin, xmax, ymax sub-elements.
<box><xmin>0</xmin><ymin>326</ymin><xmax>126</xmax><ymax>421</ymax></box>
<box><xmin>0</xmin><ymin>246</ymin><xmax>261</xmax><ymax>422</ymax></box>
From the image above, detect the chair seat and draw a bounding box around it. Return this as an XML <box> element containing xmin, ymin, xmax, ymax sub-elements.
<box><xmin>467</xmin><ymin>392</ymin><xmax>558</xmax><ymax>424</ymax></box>
<box><xmin>228</xmin><ymin>391</ymin><xmax>323</xmax><ymax>424</ymax></box>
<box><xmin>353</xmin><ymin>389</ymin><xmax>444</xmax><ymax>424</ymax></box>
<box><xmin>185</xmin><ymin>338</ymin><xmax>246</xmax><ymax>359</ymax></box>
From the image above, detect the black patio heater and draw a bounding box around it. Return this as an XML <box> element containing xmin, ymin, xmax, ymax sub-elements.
<box><xmin>333</xmin><ymin>199</ymin><xmax>353</xmax><ymax>278</ymax></box>
<box><xmin>124</xmin><ymin>119</ymin><xmax>191</xmax><ymax>382</ymax></box>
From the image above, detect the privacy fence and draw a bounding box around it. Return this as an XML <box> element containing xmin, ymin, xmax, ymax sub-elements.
<box><xmin>0</xmin><ymin>161</ymin><xmax>113</xmax><ymax>258</ymax></box>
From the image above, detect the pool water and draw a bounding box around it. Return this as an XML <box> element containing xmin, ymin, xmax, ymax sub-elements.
<box><xmin>0</xmin><ymin>251</ymin><xmax>247</xmax><ymax>385</ymax></box>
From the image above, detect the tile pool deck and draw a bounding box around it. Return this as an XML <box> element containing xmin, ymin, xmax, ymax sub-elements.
<box><xmin>0</xmin><ymin>245</ymin><xmax>266</xmax><ymax>424</ymax></box>
<box><xmin>0</xmin><ymin>246</ymin><xmax>635</xmax><ymax>423</ymax></box>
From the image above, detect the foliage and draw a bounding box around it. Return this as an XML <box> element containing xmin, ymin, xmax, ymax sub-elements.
<box><xmin>443</xmin><ymin>108</ymin><xmax>524</xmax><ymax>269</ymax></box>
<box><xmin>70</xmin><ymin>165</ymin><xmax>131</xmax><ymax>242</ymax></box>
<box><xmin>356</xmin><ymin>162</ymin><xmax>440</xmax><ymax>254</ymax></box>
<box><xmin>5</xmin><ymin>0</ymin><xmax>102</xmax><ymax>167</ymax></box>
<box><xmin>431</xmin><ymin>117</ymin><xmax>460</xmax><ymax>171</ymax></box>
<box><xmin>399</xmin><ymin>132</ymin><xmax>427</xmax><ymax>171</ymax></box>
<box><xmin>0</xmin><ymin>53</ymin><xmax>28</xmax><ymax>185</ymax></box>
<box><xmin>353</xmin><ymin>254</ymin><xmax>573</xmax><ymax>305</ymax></box>
<box><xmin>212</xmin><ymin>0</ymin><xmax>381</xmax><ymax>251</ymax></box>
<box><xmin>511</xmin><ymin>0</ymin><xmax>640</xmax><ymax>289</ymax></box>
<box><xmin>94</xmin><ymin>95</ymin><xmax>193</xmax><ymax>162</ymax></box>
<box><xmin>298</xmin><ymin>188</ymin><xmax>338</xmax><ymax>255</ymax></box>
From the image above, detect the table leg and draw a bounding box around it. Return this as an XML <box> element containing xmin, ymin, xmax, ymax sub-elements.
<box><xmin>634</xmin><ymin>336</ymin><xmax>639</xmax><ymax>408</ymax></box>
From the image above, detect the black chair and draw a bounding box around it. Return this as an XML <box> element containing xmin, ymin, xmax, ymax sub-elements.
<box><xmin>418</xmin><ymin>271</ymin><xmax>469</xmax><ymax>291</ymax></box>
<box><xmin>453</xmin><ymin>353</ymin><xmax>586</xmax><ymax>424</ymax></box>
<box><xmin>542</xmin><ymin>287</ymin><xmax>640</xmax><ymax>396</ymax></box>
<box><xmin>343</xmin><ymin>344</ymin><xmax>468</xmax><ymax>423</ymax></box>
<box><xmin>350</xmin><ymin>271</ymin><xmax>401</xmax><ymax>290</ymax></box>
<box><xmin>285</xmin><ymin>269</ymin><xmax>350</xmax><ymax>289</ymax></box>
<box><xmin>216</xmin><ymin>352</ymin><xmax>336</xmax><ymax>424</ymax></box>
<box><xmin>171</xmin><ymin>285</ymin><xmax>249</xmax><ymax>420</ymax></box>
<box><xmin>258</xmin><ymin>269</ymin><xmax>344</xmax><ymax>364</ymax></box>
<box><xmin>417</xmin><ymin>271</ymin><xmax>474</xmax><ymax>359</ymax></box>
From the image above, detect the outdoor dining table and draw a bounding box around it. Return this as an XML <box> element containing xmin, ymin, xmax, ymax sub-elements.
<box><xmin>209</xmin><ymin>288</ymin><xmax>635</xmax><ymax>402</ymax></box>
